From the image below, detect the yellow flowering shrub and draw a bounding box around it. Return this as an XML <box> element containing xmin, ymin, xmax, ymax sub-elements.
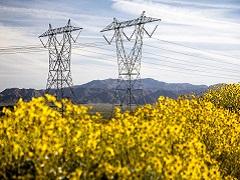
<box><xmin>0</xmin><ymin>94</ymin><xmax>239</xmax><ymax>179</ymax></box>
<box><xmin>204</xmin><ymin>83</ymin><xmax>240</xmax><ymax>112</ymax></box>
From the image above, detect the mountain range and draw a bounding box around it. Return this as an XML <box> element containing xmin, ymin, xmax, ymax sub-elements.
<box><xmin>0</xmin><ymin>78</ymin><xmax>208</xmax><ymax>106</ymax></box>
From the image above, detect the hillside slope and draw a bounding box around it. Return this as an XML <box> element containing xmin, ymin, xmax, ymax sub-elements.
<box><xmin>0</xmin><ymin>78</ymin><xmax>208</xmax><ymax>105</ymax></box>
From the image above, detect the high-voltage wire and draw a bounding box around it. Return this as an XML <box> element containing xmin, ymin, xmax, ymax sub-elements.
<box><xmin>70</xmin><ymin>43</ymin><xmax>240</xmax><ymax>78</ymax></box>
<box><xmin>1</xmin><ymin>31</ymin><xmax>240</xmax><ymax>84</ymax></box>
<box><xmin>143</xmin><ymin>51</ymin><xmax>240</xmax><ymax>73</ymax></box>
<box><xmin>0</xmin><ymin>41</ymin><xmax>107</xmax><ymax>54</ymax></box>
<box><xmin>144</xmin><ymin>43</ymin><xmax>240</xmax><ymax>67</ymax></box>
<box><xmin>152</xmin><ymin>37</ymin><xmax>240</xmax><ymax>60</ymax></box>
<box><xmin>1</xmin><ymin>40</ymin><xmax>240</xmax><ymax>77</ymax></box>
<box><xmin>143</xmin><ymin>61</ymin><xmax>240</xmax><ymax>81</ymax></box>
<box><xmin>71</xmin><ymin>48</ymin><xmax>240</xmax><ymax>79</ymax></box>
<box><xmin>73</xmin><ymin>53</ymin><xmax>239</xmax><ymax>80</ymax></box>
<box><xmin>1</xmin><ymin>38</ymin><xmax>239</xmax><ymax>69</ymax></box>
<box><xmin>142</xmin><ymin>57</ymin><xmax>239</xmax><ymax>79</ymax></box>
<box><xmin>73</xmin><ymin>44</ymin><xmax>240</xmax><ymax>74</ymax></box>
<box><xmin>75</xmin><ymin>50</ymin><xmax>240</xmax><ymax>77</ymax></box>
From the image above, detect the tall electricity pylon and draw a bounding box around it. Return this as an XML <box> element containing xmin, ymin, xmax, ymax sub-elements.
<box><xmin>101</xmin><ymin>11</ymin><xmax>160</xmax><ymax>111</ymax></box>
<box><xmin>39</xmin><ymin>19</ymin><xmax>82</xmax><ymax>101</ymax></box>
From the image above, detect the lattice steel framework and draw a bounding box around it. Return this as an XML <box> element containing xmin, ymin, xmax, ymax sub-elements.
<box><xmin>101</xmin><ymin>11</ymin><xmax>161</xmax><ymax>111</ymax></box>
<box><xmin>39</xmin><ymin>19</ymin><xmax>82</xmax><ymax>100</ymax></box>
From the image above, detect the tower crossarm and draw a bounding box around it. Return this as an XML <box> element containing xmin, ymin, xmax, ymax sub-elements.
<box><xmin>100</xmin><ymin>12</ymin><xmax>161</xmax><ymax>32</ymax></box>
<box><xmin>39</xmin><ymin>19</ymin><xmax>82</xmax><ymax>38</ymax></box>
<box><xmin>39</xmin><ymin>26</ymin><xmax>82</xmax><ymax>38</ymax></box>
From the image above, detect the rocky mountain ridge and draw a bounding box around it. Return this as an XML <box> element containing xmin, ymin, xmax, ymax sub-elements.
<box><xmin>0</xmin><ymin>78</ymin><xmax>208</xmax><ymax>106</ymax></box>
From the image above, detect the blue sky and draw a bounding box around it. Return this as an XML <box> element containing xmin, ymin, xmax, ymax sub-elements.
<box><xmin>0</xmin><ymin>0</ymin><xmax>240</xmax><ymax>91</ymax></box>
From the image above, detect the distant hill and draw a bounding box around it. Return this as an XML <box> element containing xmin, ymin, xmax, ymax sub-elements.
<box><xmin>0</xmin><ymin>88</ymin><xmax>44</xmax><ymax>106</ymax></box>
<box><xmin>0</xmin><ymin>78</ymin><xmax>208</xmax><ymax>106</ymax></box>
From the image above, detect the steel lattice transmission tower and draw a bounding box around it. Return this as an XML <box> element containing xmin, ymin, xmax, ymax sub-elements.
<box><xmin>101</xmin><ymin>11</ymin><xmax>161</xmax><ymax>111</ymax></box>
<box><xmin>39</xmin><ymin>19</ymin><xmax>82</xmax><ymax>101</ymax></box>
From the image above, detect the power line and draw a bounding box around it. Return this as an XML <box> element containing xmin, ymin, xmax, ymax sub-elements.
<box><xmin>73</xmin><ymin>44</ymin><xmax>240</xmax><ymax>77</ymax></box>
<box><xmin>2</xmin><ymin>41</ymin><xmax>239</xmax><ymax>79</ymax></box>
<box><xmin>1</xmin><ymin>38</ymin><xmax>239</xmax><ymax>72</ymax></box>
<box><xmin>142</xmin><ymin>57</ymin><xmax>239</xmax><ymax>79</ymax></box>
<box><xmin>73</xmin><ymin>48</ymin><xmax>115</xmax><ymax>58</ymax></box>
<box><xmin>142</xmin><ymin>61</ymin><xmax>240</xmax><ymax>81</ymax></box>
<box><xmin>0</xmin><ymin>49</ymin><xmax>47</xmax><ymax>55</ymax></box>
<box><xmin>71</xmin><ymin>49</ymin><xmax>240</xmax><ymax>81</ymax></box>
<box><xmin>1</xmin><ymin>37</ymin><xmax>239</xmax><ymax>68</ymax></box>
<box><xmin>144</xmin><ymin>43</ymin><xmax>240</xmax><ymax>67</ymax></box>
<box><xmin>81</xmin><ymin>42</ymin><xmax>240</xmax><ymax>73</ymax></box>
<box><xmin>0</xmin><ymin>42</ymin><xmax>109</xmax><ymax>55</ymax></box>
<box><xmin>143</xmin><ymin>51</ymin><xmax>240</xmax><ymax>74</ymax></box>
<box><xmin>0</xmin><ymin>45</ymin><xmax>41</xmax><ymax>50</ymax></box>
<box><xmin>0</xmin><ymin>36</ymin><xmax>239</xmax><ymax>82</ymax></box>
<box><xmin>107</xmin><ymin>36</ymin><xmax>240</xmax><ymax>66</ymax></box>
<box><xmin>74</xmin><ymin>43</ymin><xmax>240</xmax><ymax>74</ymax></box>
<box><xmin>0</xmin><ymin>40</ymin><xmax>106</xmax><ymax>52</ymax></box>
<box><xmin>152</xmin><ymin>37</ymin><xmax>240</xmax><ymax>61</ymax></box>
